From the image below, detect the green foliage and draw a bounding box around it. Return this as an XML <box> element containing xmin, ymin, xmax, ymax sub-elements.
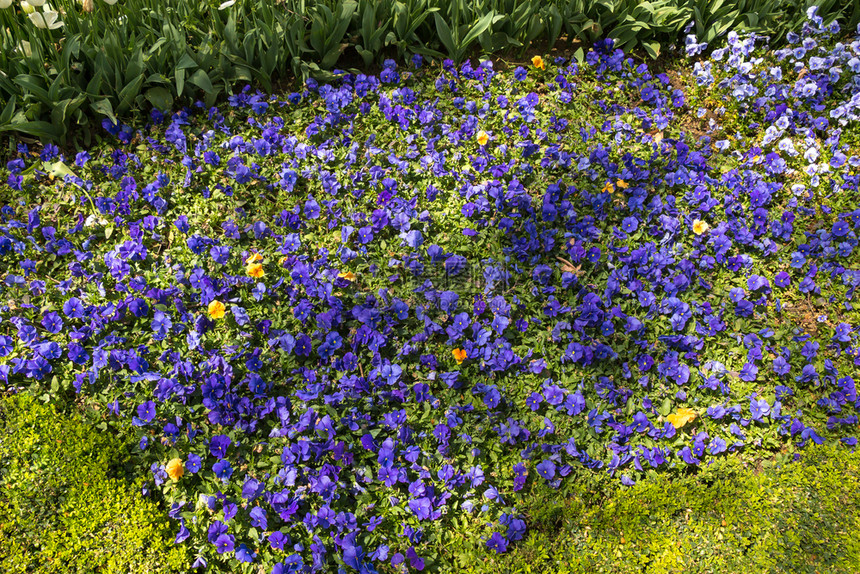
<box><xmin>0</xmin><ymin>0</ymin><xmax>857</xmax><ymax>143</ymax></box>
<box><xmin>0</xmin><ymin>393</ymin><xmax>189</xmax><ymax>574</ymax></box>
<box><xmin>459</xmin><ymin>446</ymin><xmax>860</xmax><ymax>573</ymax></box>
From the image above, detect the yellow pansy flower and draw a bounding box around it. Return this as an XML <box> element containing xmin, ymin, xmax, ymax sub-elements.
<box><xmin>667</xmin><ymin>408</ymin><xmax>698</xmax><ymax>429</ymax></box>
<box><xmin>208</xmin><ymin>300</ymin><xmax>226</xmax><ymax>319</ymax></box>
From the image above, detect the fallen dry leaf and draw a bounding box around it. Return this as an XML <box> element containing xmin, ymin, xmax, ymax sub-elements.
<box><xmin>556</xmin><ymin>256</ymin><xmax>582</xmax><ymax>276</ymax></box>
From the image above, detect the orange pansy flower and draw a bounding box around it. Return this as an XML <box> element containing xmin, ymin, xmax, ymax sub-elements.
<box><xmin>166</xmin><ymin>458</ymin><xmax>184</xmax><ymax>480</ymax></box>
<box><xmin>246</xmin><ymin>263</ymin><xmax>265</xmax><ymax>278</ymax></box>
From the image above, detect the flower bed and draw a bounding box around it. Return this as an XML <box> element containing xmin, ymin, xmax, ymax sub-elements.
<box><xmin>1</xmin><ymin>9</ymin><xmax>859</xmax><ymax>573</ymax></box>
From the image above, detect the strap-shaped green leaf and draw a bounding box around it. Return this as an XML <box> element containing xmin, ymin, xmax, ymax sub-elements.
<box><xmin>0</xmin><ymin>96</ymin><xmax>18</xmax><ymax>125</ymax></box>
<box><xmin>144</xmin><ymin>87</ymin><xmax>173</xmax><ymax>111</ymax></box>
<box><xmin>461</xmin><ymin>11</ymin><xmax>495</xmax><ymax>48</ymax></box>
<box><xmin>434</xmin><ymin>13</ymin><xmax>456</xmax><ymax>57</ymax></box>
<box><xmin>90</xmin><ymin>98</ymin><xmax>117</xmax><ymax>124</ymax></box>
<box><xmin>13</xmin><ymin>75</ymin><xmax>51</xmax><ymax>106</ymax></box>
<box><xmin>0</xmin><ymin>120</ymin><xmax>60</xmax><ymax>140</ymax></box>
<box><xmin>188</xmin><ymin>69</ymin><xmax>214</xmax><ymax>94</ymax></box>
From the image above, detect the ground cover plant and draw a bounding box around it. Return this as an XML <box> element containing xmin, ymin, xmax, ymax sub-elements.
<box><xmin>0</xmin><ymin>393</ymin><xmax>190</xmax><ymax>573</ymax></box>
<box><xmin>1</xmin><ymin>6</ymin><xmax>859</xmax><ymax>573</ymax></box>
<box><xmin>477</xmin><ymin>444</ymin><xmax>860</xmax><ymax>573</ymax></box>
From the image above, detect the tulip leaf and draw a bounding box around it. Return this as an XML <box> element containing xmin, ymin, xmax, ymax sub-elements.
<box><xmin>188</xmin><ymin>70</ymin><xmax>215</xmax><ymax>94</ymax></box>
<box><xmin>643</xmin><ymin>41</ymin><xmax>661</xmax><ymax>58</ymax></box>
<box><xmin>13</xmin><ymin>75</ymin><xmax>52</xmax><ymax>106</ymax></box>
<box><xmin>434</xmin><ymin>13</ymin><xmax>456</xmax><ymax>58</ymax></box>
<box><xmin>176</xmin><ymin>53</ymin><xmax>198</xmax><ymax>71</ymax></box>
<box><xmin>0</xmin><ymin>120</ymin><xmax>60</xmax><ymax>140</ymax></box>
<box><xmin>144</xmin><ymin>87</ymin><xmax>173</xmax><ymax>111</ymax></box>
<box><xmin>0</xmin><ymin>96</ymin><xmax>17</xmax><ymax>125</ymax></box>
<box><xmin>90</xmin><ymin>99</ymin><xmax>117</xmax><ymax>125</ymax></box>
<box><xmin>46</xmin><ymin>160</ymin><xmax>76</xmax><ymax>179</ymax></box>
<box><xmin>175</xmin><ymin>68</ymin><xmax>186</xmax><ymax>97</ymax></box>
<box><xmin>51</xmin><ymin>96</ymin><xmax>86</xmax><ymax>129</ymax></box>
<box><xmin>117</xmin><ymin>75</ymin><xmax>145</xmax><ymax>114</ymax></box>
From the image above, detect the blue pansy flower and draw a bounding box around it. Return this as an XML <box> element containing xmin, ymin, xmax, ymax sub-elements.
<box><xmin>536</xmin><ymin>459</ymin><xmax>556</xmax><ymax>480</ymax></box>
<box><xmin>213</xmin><ymin>460</ymin><xmax>234</xmax><ymax>482</ymax></box>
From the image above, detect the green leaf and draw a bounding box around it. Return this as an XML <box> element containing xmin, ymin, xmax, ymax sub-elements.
<box><xmin>188</xmin><ymin>70</ymin><xmax>215</xmax><ymax>94</ymax></box>
<box><xmin>13</xmin><ymin>75</ymin><xmax>52</xmax><ymax>106</ymax></box>
<box><xmin>331</xmin><ymin>1</ymin><xmax>357</xmax><ymax>47</ymax></box>
<box><xmin>125</xmin><ymin>46</ymin><xmax>145</xmax><ymax>84</ymax></box>
<box><xmin>46</xmin><ymin>160</ymin><xmax>77</xmax><ymax>179</ymax></box>
<box><xmin>262</xmin><ymin>42</ymin><xmax>278</xmax><ymax>76</ymax></box>
<box><xmin>461</xmin><ymin>11</ymin><xmax>495</xmax><ymax>48</ymax></box>
<box><xmin>90</xmin><ymin>99</ymin><xmax>117</xmax><ymax>124</ymax></box>
<box><xmin>86</xmin><ymin>69</ymin><xmax>104</xmax><ymax>97</ymax></box>
<box><xmin>0</xmin><ymin>120</ymin><xmax>61</xmax><ymax>140</ymax></box>
<box><xmin>117</xmin><ymin>75</ymin><xmax>145</xmax><ymax>114</ymax></box>
<box><xmin>147</xmin><ymin>37</ymin><xmax>169</xmax><ymax>55</ymax></box>
<box><xmin>321</xmin><ymin>47</ymin><xmax>342</xmax><ymax>70</ymax></box>
<box><xmin>144</xmin><ymin>87</ymin><xmax>174</xmax><ymax>111</ymax></box>
<box><xmin>0</xmin><ymin>96</ymin><xmax>17</xmax><ymax>124</ymax></box>
<box><xmin>50</xmin><ymin>96</ymin><xmax>86</xmax><ymax>130</ymax></box>
<box><xmin>175</xmin><ymin>68</ymin><xmax>186</xmax><ymax>97</ymax></box>
<box><xmin>176</xmin><ymin>52</ymin><xmax>198</xmax><ymax>71</ymax></box>
<box><xmin>744</xmin><ymin>12</ymin><xmax>760</xmax><ymax>28</ymax></box>
<box><xmin>434</xmin><ymin>13</ymin><xmax>456</xmax><ymax>57</ymax></box>
<box><xmin>47</xmin><ymin>74</ymin><xmax>65</xmax><ymax>104</ymax></box>
<box><xmin>643</xmin><ymin>41</ymin><xmax>661</xmax><ymax>59</ymax></box>
<box><xmin>547</xmin><ymin>5</ymin><xmax>564</xmax><ymax>47</ymax></box>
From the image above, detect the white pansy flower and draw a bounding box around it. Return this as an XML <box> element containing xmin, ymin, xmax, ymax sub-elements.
<box><xmin>85</xmin><ymin>215</ymin><xmax>110</xmax><ymax>228</ymax></box>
